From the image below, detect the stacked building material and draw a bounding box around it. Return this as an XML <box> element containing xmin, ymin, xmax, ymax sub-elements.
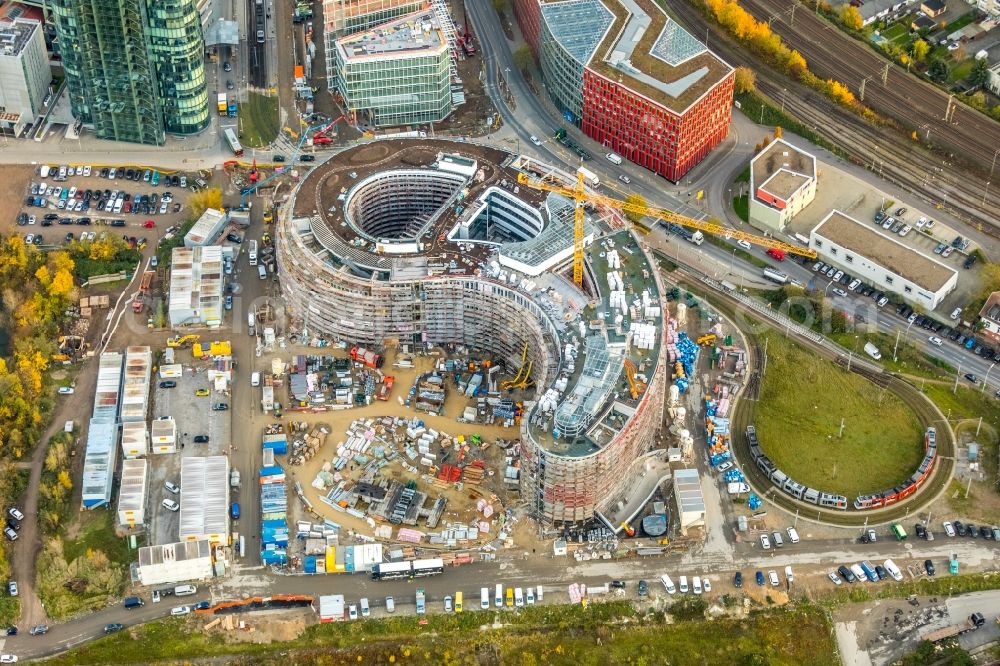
<box><xmin>262</xmin><ymin>423</ymin><xmax>288</xmax><ymax>455</ymax></box>
<box><xmin>462</xmin><ymin>460</ymin><xmax>486</xmax><ymax>484</ymax></box>
<box><xmin>260</xmin><ymin>465</ymin><xmax>288</xmax><ymax>564</ymax></box>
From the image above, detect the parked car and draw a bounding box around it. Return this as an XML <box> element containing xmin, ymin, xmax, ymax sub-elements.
<box><xmin>7</xmin><ymin>582</ymin><xmax>16</xmax><ymax>597</ymax></box>
<box><xmin>164</xmin><ymin>481</ymin><xmax>180</xmax><ymax>494</ymax></box>
<box><xmin>170</xmin><ymin>605</ymin><xmax>191</xmax><ymax>616</ymax></box>
<box><xmin>7</xmin><ymin>509</ymin><xmax>23</xmax><ymax>522</ymax></box>
<box><xmin>104</xmin><ymin>623</ymin><xmax>124</xmax><ymax>634</ymax></box>
<box><xmin>159</xmin><ymin>380</ymin><xmax>176</xmax><ymax>389</ymax></box>
<box><xmin>193</xmin><ymin>435</ymin><xmax>209</xmax><ymax>443</ymax></box>
<box><xmin>29</xmin><ymin>624</ymin><xmax>48</xmax><ymax>635</ymax></box>
<box><xmin>924</xmin><ymin>560</ymin><xmax>935</xmax><ymax>576</ymax></box>
<box><xmin>827</xmin><ymin>572</ymin><xmax>843</xmax><ymax>586</ymax></box>
<box><xmin>161</xmin><ymin>499</ymin><xmax>179</xmax><ymax>512</ymax></box>
<box><xmin>212</xmin><ymin>402</ymin><xmax>229</xmax><ymax>411</ymax></box>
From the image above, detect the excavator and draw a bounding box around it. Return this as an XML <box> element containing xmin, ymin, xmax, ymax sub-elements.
<box><xmin>501</xmin><ymin>344</ymin><xmax>534</xmax><ymax>390</ymax></box>
<box><xmin>624</xmin><ymin>359</ymin><xmax>646</xmax><ymax>400</ymax></box>
<box><xmin>166</xmin><ymin>334</ymin><xmax>200</xmax><ymax>348</ymax></box>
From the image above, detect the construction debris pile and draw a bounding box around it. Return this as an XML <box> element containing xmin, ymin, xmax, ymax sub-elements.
<box><xmin>287</xmin><ymin>422</ymin><xmax>330</xmax><ymax>466</ymax></box>
<box><xmin>411</xmin><ymin>373</ymin><xmax>446</xmax><ymax>414</ymax></box>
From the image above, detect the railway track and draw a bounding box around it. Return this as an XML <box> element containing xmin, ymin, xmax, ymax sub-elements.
<box><xmin>668</xmin><ymin>0</ymin><xmax>1000</xmax><ymax>238</ymax></box>
<box><xmin>675</xmin><ymin>268</ymin><xmax>956</xmax><ymax>526</ymax></box>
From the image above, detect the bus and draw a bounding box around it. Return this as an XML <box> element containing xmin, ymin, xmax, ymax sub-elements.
<box><xmin>891</xmin><ymin>523</ymin><xmax>907</xmax><ymax>541</ymax></box>
<box><xmin>224</xmin><ymin>127</ymin><xmax>244</xmax><ymax>157</ymax></box>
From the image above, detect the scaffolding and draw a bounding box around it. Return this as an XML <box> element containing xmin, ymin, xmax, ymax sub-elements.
<box><xmin>429</xmin><ymin>0</ymin><xmax>460</xmax><ymax>87</ymax></box>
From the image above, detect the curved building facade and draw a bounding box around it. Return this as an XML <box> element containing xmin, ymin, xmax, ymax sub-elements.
<box><xmin>514</xmin><ymin>0</ymin><xmax>734</xmax><ymax>182</ymax></box>
<box><xmin>278</xmin><ymin>139</ymin><xmax>667</xmax><ymax>527</ymax></box>
<box><xmin>148</xmin><ymin>0</ymin><xmax>210</xmax><ymax>134</ymax></box>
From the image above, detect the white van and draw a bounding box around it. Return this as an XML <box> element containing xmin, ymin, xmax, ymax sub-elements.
<box><xmin>385</xmin><ymin>596</ymin><xmax>395</xmax><ymax>613</ymax></box>
<box><xmin>950</xmin><ymin>307</ymin><xmax>962</xmax><ymax>321</ymax></box>
<box><xmin>526</xmin><ymin>587</ymin><xmax>535</xmax><ymax>604</ymax></box>
<box><xmin>850</xmin><ymin>564</ymin><xmax>866</xmax><ymax>582</ymax></box>
<box><xmin>605</xmin><ymin>152</ymin><xmax>623</xmax><ymax>165</ymax></box>
<box><xmin>258</xmin><ymin>265</ymin><xmax>267</xmax><ymax>280</ymax></box>
<box><xmin>768</xmin><ymin>571</ymin><xmax>780</xmax><ymax>587</ymax></box>
<box><xmin>359</xmin><ymin>598</ymin><xmax>370</xmax><ymax>617</ymax></box>
<box><xmin>659</xmin><ymin>574</ymin><xmax>676</xmax><ymax>594</ymax></box>
<box><xmin>514</xmin><ymin>587</ymin><xmax>524</xmax><ymax>607</ymax></box>
<box><xmin>39</xmin><ymin>165</ymin><xmax>51</xmax><ymax>178</ymax></box>
<box><xmin>784</xmin><ymin>566</ymin><xmax>794</xmax><ymax>584</ymax></box>
<box><xmin>248</xmin><ymin>312</ymin><xmax>256</xmax><ymax>334</ymax></box>
<box><xmin>864</xmin><ymin>341</ymin><xmax>882</xmax><ymax>360</ymax></box>
<box><xmin>883</xmin><ymin>559</ymin><xmax>903</xmax><ymax>582</ymax></box>
<box><xmin>174</xmin><ymin>584</ymin><xmax>197</xmax><ymax>596</ymax></box>
<box><xmin>678</xmin><ymin>576</ymin><xmax>689</xmax><ymax>593</ymax></box>
<box><xmin>786</xmin><ymin>527</ymin><xmax>800</xmax><ymax>544</ymax></box>
<box><xmin>536</xmin><ymin>585</ymin><xmax>543</xmax><ymax>602</ymax></box>
<box><xmin>251</xmin><ymin>372</ymin><xmax>261</xmax><ymax>387</ymax></box>
<box><xmin>481</xmin><ymin>587</ymin><xmax>490</xmax><ymax>609</ymax></box>
<box><xmin>494</xmin><ymin>584</ymin><xmax>503</xmax><ymax>608</ymax></box>
<box><xmin>692</xmin><ymin>576</ymin><xmax>703</xmax><ymax>594</ymax></box>
<box><xmin>248</xmin><ymin>240</ymin><xmax>258</xmax><ymax>266</ymax></box>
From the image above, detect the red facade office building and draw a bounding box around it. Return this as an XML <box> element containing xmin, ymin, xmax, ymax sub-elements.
<box><xmin>513</xmin><ymin>0</ymin><xmax>734</xmax><ymax>182</ymax></box>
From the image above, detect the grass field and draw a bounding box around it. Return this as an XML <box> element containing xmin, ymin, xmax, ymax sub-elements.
<box><xmin>754</xmin><ymin>331</ymin><xmax>925</xmax><ymax>497</ymax></box>
<box><xmin>733</xmin><ymin>194</ymin><xmax>749</xmax><ymax>222</ymax></box>
<box><xmin>50</xmin><ymin>602</ymin><xmax>838</xmax><ymax>666</ymax></box>
<box><xmin>880</xmin><ymin>23</ymin><xmax>908</xmax><ymax>44</ymax></box>
<box><xmin>239</xmin><ymin>92</ymin><xmax>279</xmax><ymax>148</ymax></box>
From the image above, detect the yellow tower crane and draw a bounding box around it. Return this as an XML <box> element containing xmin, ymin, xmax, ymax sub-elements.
<box><xmin>516</xmin><ymin>171</ymin><xmax>817</xmax><ymax>261</ymax></box>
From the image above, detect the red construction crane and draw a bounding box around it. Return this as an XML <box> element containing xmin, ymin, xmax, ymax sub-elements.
<box><xmin>311</xmin><ymin>115</ymin><xmax>345</xmax><ymax>146</ymax></box>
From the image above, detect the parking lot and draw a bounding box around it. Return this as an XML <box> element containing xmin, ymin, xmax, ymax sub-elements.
<box><xmin>10</xmin><ymin>163</ymin><xmax>205</xmax><ymax>249</ymax></box>
<box><xmin>147</xmin><ymin>364</ymin><xmax>233</xmax><ymax>546</ymax></box>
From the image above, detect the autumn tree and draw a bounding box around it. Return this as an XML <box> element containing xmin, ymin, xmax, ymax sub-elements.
<box><xmin>734</xmin><ymin>66</ymin><xmax>756</xmax><ymax>94</ymax></box>
<box><xmin>911</xmin><ymin>39</ymin><xmax>930</xmax><ymax>62</ymax></box>
<box><xmin>840</xmin><ymin>4</ymin><xmax>863</xmax><ymax>31</ymax></box>
<box><xmin>826</xmin><ymin>79</ymin><xmax>856</xmax><ymax>106</ymax></box>
<box><xmin>774</xmin><ymin>126</ymin><xmax>783</xmax><ymax>139</ymax></box>
<box><xmin>187</xmin><ymin>187</ymin><xmax>224</xmax><ymax>220</ymax></box>
<box><xmin>624</xmin><ymin>194</ymin><xmax>647</xmax><ymax>225</ymax></box>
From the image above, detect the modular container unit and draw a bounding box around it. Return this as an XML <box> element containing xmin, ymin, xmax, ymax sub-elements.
<box><xmin>117</xmin><ymin>458</ymin><xmax>148</xmax><ymax>527</ymax></box>
<box><xmin>137</xmin><ymin>540</ymin><xmax>213</xmax><ymax>586</ymax></box>
<box><xmin>81</xmin><ymin>418</ymin><xmax>119</xmax><ymax>508</ymax></box>
<box><xmin>92</xmin><ymin>352</ymin><xmax>124</xmax><ymax>422</ymax></box>
<box><xmin>120</xmin><ymin>420</ymin><xmax>149</xmax><ymax>458</ymax></box>
<box><xmin>150</xmin><ymin>417</ymin><xmax>177</xmax><ymax>454</ymax></box>
<box><xmin>263</xmin><ymin>432</ymin><xmax>288</xmax><ymax>455</ymax></box>
<box><xmin>318</xmin><ymin>594</ymin><xmax>345</xmax><ymax>622</ymax></box>
<box><xmin>179</xmin><ymin>456</ymin><xmax>230</xmax><ymax>544</ymax></box>
<box><xmin>120</xmin><ymin>346</ymin><xmax>152</xmax><ymax>422</ymax></box>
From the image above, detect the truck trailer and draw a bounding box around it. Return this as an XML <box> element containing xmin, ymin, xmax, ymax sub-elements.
<box><xmin>217</xmin><ymin>93</ymin><xmax>227</xmax><ymax>115</ymax></box>
<box><xmin>663</xmin><ymin>222</ymin><xmax>704</xmax><ymax>245</ymax></box>
<box><xmin>921</xmin><ymin>613</ymin><xmax>985</xmax><ymax>643</ymax></box>
<box><xmin>576</xmin><ymin>166</ymin><xmax>600</xmax><ymax>188</ymax></box>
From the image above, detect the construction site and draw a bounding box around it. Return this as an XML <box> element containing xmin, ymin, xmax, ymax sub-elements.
<box><xmin>276</xmin><ymin>138</ymin><xmax>673</xmax><ymax>532</ymax></box>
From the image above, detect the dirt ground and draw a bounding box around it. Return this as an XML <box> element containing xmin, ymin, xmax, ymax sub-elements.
<box><xmin>945</xmin><ymin>420</ymin><xmax>1000</xmax><ymax>527</ymax></box>
<box><xmin>0</xmin><ymin>164</ymin><xmax>42</xmax><ymax>234</ymax></box>
<box><xmin>279</xmin><ymin>347</ymin><xmax>525</xmax><ymax>544</ymax></box>
<box><xmin>198</xmin><ymin>610</ymin><xmax>311</xmax><ymax>644</ymax></box>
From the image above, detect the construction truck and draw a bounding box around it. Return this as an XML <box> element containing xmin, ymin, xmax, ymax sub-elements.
<box><xmin>921</xmin><ymin>613</ymin><xmax>985</xmax><ymax>643</ymax></box>
<box><xmin>376</xmin><ymin>376</ymin><xmax>394</xmax><ymax>401</ymax></box>
<box><xmin>131</xmin><ymin>294</ymin><xmax>144</xmax><ymax>313</ymax></box>
<box><xmin>167</xmin><ymin>334</ymin><xmax>200</xmax><ymax>348</ymax></box>
<box><xmin>415</xmin><ymin>588</ymin><xmax>426</xmax><ymax>615</ymax></box>
<box><xmin>350</xmin><ymin>346</ymin><xmax>384</xmax><ymax>369</ymax></box>
<box><xmin>192</xmin><ymin>341</ymin><xmax>232</xmax><ymax>358</ymax></box>
<box><xmin>217</xmin><ymin>93</ymin><xmax>227</xmax><ymax>115</ymax></box>
<box><xmin>664</xmin><ymin>222</ymin><xmax>704</xmax><ymax>245</ymax></box>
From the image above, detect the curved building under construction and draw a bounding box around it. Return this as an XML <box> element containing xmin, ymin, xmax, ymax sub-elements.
<box><xmin>277</xmin><ymin>138</ymin><xmax>667</xmax><ymax>526</ymax></box>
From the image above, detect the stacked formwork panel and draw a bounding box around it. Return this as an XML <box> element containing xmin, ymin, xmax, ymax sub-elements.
<box><xmin>260</xmin><ymin>465</ymin><xmax>289</xmax><ymax>564</ymax></box>
<box><xmin>93</xmin><ymin>352</ymin><xmax>124</xmax><ymax>422</ymax></box>
<box><xmin>120</xmin><ymin>346</ymin><xmax>152</xmax><ymax>423</ymax></box>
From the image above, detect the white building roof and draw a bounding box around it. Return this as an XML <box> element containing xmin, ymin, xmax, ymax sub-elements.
<box><xmin>81</xmin><ymin>418</ymin><xmax>119</xmax><ymax>508</ymax></box>
<box><xmin>137</xmin><ymin>540</ymin><xmax>214</xmax><ymax>586</ymax></box>
<box><xmin>120</xmin><ymin>346</ymin><xmax>152</xmax><ymax>422</ymax></box>
<box><xmin>118</xmin><ymin>458</ymin><xmax>148</xmax><ymax>514</ymax></box>
<box><xmin>673</xmin><ymin>468</ymin><xmax>706</xmax><ymax>515</ymax></box>
<box><xmin>120</xmin><ymin>420</ymin><xmax>148</xmax><ymax>456</ymax></box>
<box><xmin>169</xmin><ymin>245</ymin><xmax>224</xmax><ymax>327</ymax></box>
<box><xmin>179</xmin><ymin>456</ymin><xmax>230</xmax><ymax>542</ymax></box>
<box><xmin>184</xmin><ymin>207</ymin><xmax>228</xmax><ymax>246</ymax></box>
<box><xmin>151</xmin><ymin>417</ymin><xmax>177</xmax><ymax>442</ymax></box>
<box><xmin>93</xmin><ymin>352</ymin><xmax>123</xmax><ymax>422</ymax></box>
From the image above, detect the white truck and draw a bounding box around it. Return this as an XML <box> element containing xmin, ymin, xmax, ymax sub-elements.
<box><xmin>577</xmin><ymin>166</ymin><xmax>600</xmax><ymax>188</ymax></box>
<box><xmin>863</xmin><ymin>341</ymin><xmax>882</xmax><ymax>360</ymax></box>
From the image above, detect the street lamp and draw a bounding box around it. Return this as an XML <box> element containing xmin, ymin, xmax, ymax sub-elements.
<box><xmin>982</xmin><ymin>362</ymin><xmax>996</xmax><ymax>394</ymax></box>
<box><xmin>983</xmin><ymin>181</ymin><xmax>990</xmax><ymax>207</ymax></box>
<box><xmin>730</xmin><ymin>247</ymin><xmax>737</xmax><ymax>276</ymax></box>
<box><xmin>893</xmin><ymin>319</ymin><xmax>914</xmax><ymax>362</ymax></box>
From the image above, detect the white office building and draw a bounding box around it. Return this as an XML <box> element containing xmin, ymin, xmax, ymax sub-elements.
<box><xmin>137</xmin><ymin>540</ymin><xmax>213</xmax><ymax>586</ymax></box>
<box><xmin>810</xmin><ymin>210</ymin><xmax>958</xmax><ymax>311</ymax></box>
<box><xmin>0</xmin><ymin>19</ymin><xmax>52</xmax><ymax>128</ymax></box>
<box><xmin>748</xmin><ymin>139</ymin><xmax>817</xmax><ymax>233</ymax></box>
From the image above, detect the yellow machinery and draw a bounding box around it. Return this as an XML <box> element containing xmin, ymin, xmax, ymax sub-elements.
<box><xmin>501</xmin><ymin>344</ymin><xmax>534</xmax><ymax>390</ymax></box>
<box><xmin>167</xmin><ymin>334</ymin><xmax>200</xmax><ymax>348</ymax></box>
<box><xmin>192</xmin><ymin>341</ymin><xmax>232</xmax><ymax>358</ymax></box>
<box><xmin>515</xmin><ymin>172</ymin><xmax>817</xmax><ymax>260</ymax></box>
<box><xmin>696</xmin><ymin>333</ymin><xmax>717</xmax><ymax>347</ymax></box>
<box><xmin>624</xmin><ymin>359</ymin><xmax>646</xmax><ymax>400</ymax></box>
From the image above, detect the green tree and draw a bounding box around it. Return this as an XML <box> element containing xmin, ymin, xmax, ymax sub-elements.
<box><xmin>911</xmin><ymin>39</ymin><xmax>929</xmax><ymax>62</ymax></box>
<box><xmin>969</xmin><ymin>58</ymin><xmax>990</xmax><ymax>88</ymax></box>
<box><xmin>928</xmin><ymin>58</ymin><xmax>950</xmax><ymax>82</ymax></box>
<box><xmin>513</xmin><ymin>45</ymin><xmax>533</xmax><ymax>75</ymax></box>
<box><xmin>624</xmin><ymin>194</ymin><xmax>647</xmax><ymax>225</ymax></box>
